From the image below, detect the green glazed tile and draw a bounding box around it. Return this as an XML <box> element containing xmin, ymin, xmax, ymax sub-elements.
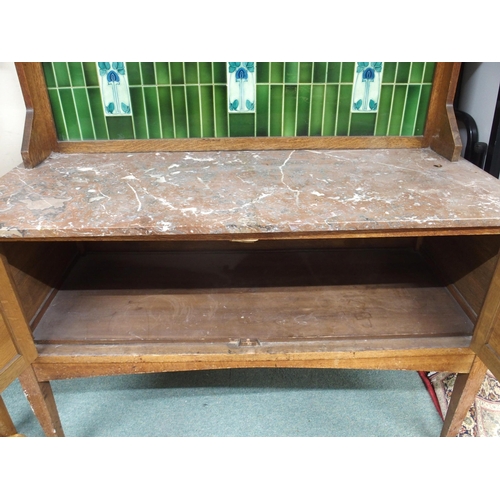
<box><xmin>73</xmin><ymin>88</ymin><xmax>95</xmax><ymax>140</ymax></box>
<box><xmin>144</xmin><ymin>86</ymin><xmax>162</xmax><ymax>138</ymax></box>
<box><xmin>212</xmin><ymin>63</ymin><xmax>226</xmax><ymax>84</ymax></box>
<box><xmin>284</xmin><ymin>62</ymin><xmax>299</xmax><ymax>84</ymax></box>
<box><xmin>382</xmin><ymin>63</ymin><xmax>397</xmax><ymax>83</ymax></box>
<box><xmin>401</xmin><ymin>85</ymin><xmax>421</xmax><ymax>135</ymax></box>
<box><xmin>388</xmin><ymin>85</ymin><xmax>406</xmax><ymax>135</ymax></box>
<box><xmin>299</xmin><ymin>62</ymin><xmax>313</xmax><ymax>84</ymax></box>
<box><xmin>41</xmin><ymin>61</ymin><xmax>440</xmax><ymax>142</ymax></box>
<box><xmin>106</xmin><ymin>116</ymin><xmax>134</xmax><ymax>140</ymax></box>
<box><xmin>326</xmin><ymin>63</ymin><xmax>341</xmax><ymax>83</ymax></box>
<box><xmin>341</xmin><ymin>63</ymin><xmax>355</xmax><ymax>83</ymax></box>
<box><xmin>155</xmin><ymin>63</ymin><xmax>170</xmax><ymax>85</ymax></box>
<box><xmin>336</xmin><ymin>84</ymin><xmax>352</xmax><ymax>135</ymax></box>
<box><xmin>310</xmin><ymin>85</ymin><xmax>325</xmax><ymax>136</ymax></box>
<box><xmin>186</xmin><ymin>85</ymin><xmax>202</xmax><ymax>138</ymax></box>
<box><xmin>256</xmin><ymin>62</ymin><xmax>269</xmax><ymax>83</ymax></box>
<box><xmin>82</xmin><ymin>62</ymin><xmax>99</xmax><ymax>87</ymax></box>
<box><xmin>296</xmin><ymin>84</ymin><xmax>311</xmax><ymax>136</ymax></box>
<box><xmin>313</xmin><ymin>62</ymin><xmax>327</xmax><ymax>83</ymax></box>
<box><xmin>126</xmin><ymin>63</ymin><xmax>142</xmax><ymax>85</ymax></box>
<box><xmin>42</xmin><ymin>63</ymin><xmax>56</xmax><ymax>88</ymax></box>
<box><xmin>87</xmin><ymin>88</ymin><xmax>109</xmax><ymax>139</ymax></box>
<box><xmin>59</xmin><ymin>89</ymin><xmax>81</xmax><ymax>140</ymax></box>
<box><xmin>350</xmin><ymin>113</ymin><xmax>376</xmax><ymax>136</ymax></box>
<box><xmin>200</xmin><ymin>86</ymin><xmax>215</xmax><ymax>137</ymax></box>
<box><xmin>53</xmin><ymin>63</ymin><xmax>71</xmax><ymax>87</ymax></box>
<box><xmin>283</xmin><ymin>85</ymin><xmax>298</xmax><ymax>136</ymax></box>
<box><xmin>214</xmin><ymin>85</ymin><xmax>228</xmax><ymax>137</ymax></box>
<box><xmin>68</xmin><ymin>63</ymin><xmax>85</xmax><ymax>87</ymax></box>
<box><xmin>141</xmin><ymin>63</ymin><xmax>156</xmax><ymax>85</ymax></box>
<box><xmin>410</xmin><ymin>63</ymin><xmax>425</xmax><ymax>83</ymax></box>
<box><xmin>269</xmin><ymin>84</ymin><xmax>283</xmax><ymax>136</ymax></box>
<box><xmin>171</xmin><ymin>86</ymin><xmax>188</xmax><ymax>138</ymax></box>
<box><xmin>229</xmin><ymin>113</ymin><xmax>255</xmax><ymax>137</ymax></box>
<box><xmin>271</xmin><ymin>62</ymin><xmax>285</xmax><ymax>84</ymax></box>
<box><xmin>48</xmin><ymin>89</ymin><xmax>67</xmax><ymax>141</ymax></box>
<box><xmin>414</xmin><ymin>84</ymin><xmax>432</xmax><ymax>135</ymax></box>
<box><xmin>199</xmin><ymin>63</ymin><xmax>213</xmax><ymax>84</ymax></box>
<box><xmin>130</xmin><ymin>87</ymin><xmax>148</xmax><ymax>139</ymax></box>
<box><xmin>322</xmin><ymin>84</ymin><xmax>338</xmax><ymax>136</ymax></box>
<box><xmin>375</xmin><ymin>85</ymin><xmax>394</xmax><ymax>136</ymax></box>
<box><xmin>396</xmin><ymin>62</ymin><xmax>411</xmax><ymax>83</ymax></box>
<box><xmin>184</xmin><ymin>63</ymin><xmax>199</xmax><ymax>85</ymax></box>
<box><xmin>157</xmin><ymin>86</ymin><xmax>175</xmax><ymax>138</ymax></box>
<box><xmin>256</xmin><ymin>84</ymin><xmax>269</xmax><ymax>136</ymax></box>
<box><xmin>423</xmin><ymin>62</ymin><xmax>436</xmax><ymax>83</ymax></box>
<box><xmin>170</xmin><ymin>63</ymin><xmax>185</xmax><ymax>85</ymax></box>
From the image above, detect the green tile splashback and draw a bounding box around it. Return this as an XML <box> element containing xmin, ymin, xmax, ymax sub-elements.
<box><xmin>42</xmin><ymin>62</ymin><xmax>436</xmax><ymax>142</ymax></box>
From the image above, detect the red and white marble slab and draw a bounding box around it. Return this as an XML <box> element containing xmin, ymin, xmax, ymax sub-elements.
<box><xmin>1</xmin><ymin>148</ymin><xmax>500</xmax><ymax>239</ymax></box>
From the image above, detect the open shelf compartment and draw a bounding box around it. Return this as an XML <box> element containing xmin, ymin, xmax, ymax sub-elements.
<box><xmin>32</xmin><ymin>245</ymin><xmax>475</xmax><ymax>352</ymax></box>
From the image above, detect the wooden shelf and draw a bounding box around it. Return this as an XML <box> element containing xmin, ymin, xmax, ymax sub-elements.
<box><xmin>33</xmin><ymin>247</ymin><xmax>474</xmax><ymax>350</ymax></box>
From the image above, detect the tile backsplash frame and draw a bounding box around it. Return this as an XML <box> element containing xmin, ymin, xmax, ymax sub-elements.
<box><xmin>42</xmin><ymin>62</ymin><xmax>436</xmax><ymax>142</ymax></box>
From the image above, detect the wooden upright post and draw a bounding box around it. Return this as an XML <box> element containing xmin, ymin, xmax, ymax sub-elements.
<box><xmin>15</xmin><ymin>62</ymin><xmax>58</xmax><ymax>168</ymax></box>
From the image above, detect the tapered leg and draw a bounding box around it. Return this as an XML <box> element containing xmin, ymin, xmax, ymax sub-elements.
<box><xmin>0</xmin><ymin>395</ymin><xmax>19</xmax><ymax>437</ymax></box>
<box><xmin>440</xmin><ymin>356</ymin><xmax>487</xmax><ymax>437</ymax></box>
<box><xmin>18</xmin><ymin>366</ymin><xmax>64</xmax><ymax>437</ymax></box>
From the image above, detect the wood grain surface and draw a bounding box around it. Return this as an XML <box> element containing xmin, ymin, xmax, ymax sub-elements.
<box><xmin>32</xmin><ymin>248</ymin><xmax>473</xmax><ymax>346</ymax></box>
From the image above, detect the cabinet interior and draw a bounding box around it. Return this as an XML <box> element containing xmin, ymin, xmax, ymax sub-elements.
<box><xmin>7</xmin><ymin>235</ymin><xmax>499</xmax><ymax>355</ymax></box>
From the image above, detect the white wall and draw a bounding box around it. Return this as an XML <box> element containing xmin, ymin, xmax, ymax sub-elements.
<box><xmin>458</xmin><ymin>62</ymin><xmax>500</xmax><ymax>145</ymax></box>
<box><xmin>0</xmin><ymin>62</ymin><xmax>25</xmax><ymax>177</ymax></box>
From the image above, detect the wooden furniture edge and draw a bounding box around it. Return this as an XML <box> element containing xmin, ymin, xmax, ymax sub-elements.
<box><xmin>0</xmin><ymin>252</ymin><xmax>38</xmax><ymax>362</ymax></box>
<box><xmin>471</xmin><ymin>249</ymin><xmax>500</xmax><ymax>356</ymax></box>
<box><xmin>32</xmin><ymin>347</ymin><xmax>475</xmax><ymax>381</ymax></box>
<box><xmin>15</xmin><ymin>63</ymin><xmax>59</xmax><ymax>168</ymax></box>
<box><xmin>33</xmin><ymin>356</ymin><xmax>475</xmax><ymax>381</ymax></box>
<box><xmin>0</xmin><ymin>395</ymin><xmax>19</xmax><ymax>437</ymax></box>
<box><xmin>18</xmin><ymin>365</ymin><xmax>64</xmax><ymax>437</ymax></box>
<box><xmin>424</xmin><ymin>62</ymin><xmax>462</xmax><ymax>161</ymax></box>
<box><xmin>0</xmin><ymin>356</ymin><xmax>27</xmax><ymax>394</ymax></box>
<box><xmin>441</xmin><ymin>356</ymin><xmax>488</xmax><ymax>436</ymax></box>
<box><xmin>6</xmin><ymin>227</ymin><xmax>500</xmax><ymax>244</ymax></box>
<box><xmin>57</xmin><ymin>136</ymin><xmax>425</xmax><ymax>154</ymax></box>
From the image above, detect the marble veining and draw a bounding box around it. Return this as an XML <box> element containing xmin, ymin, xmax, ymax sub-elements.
<box><xmin>2</xmin><ymin>148</ymin><xmax>500</xmax><ymax>239</ymax></box>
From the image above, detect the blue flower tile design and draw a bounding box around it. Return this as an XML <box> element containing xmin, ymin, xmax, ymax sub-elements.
<box><xmin>227</xmin><ymin>62</ymin><xmax>256</xmax><ymax>113</ymax></box>
<box><xmin>352</xmin><ymin>62</ymin><xmax>383</xmax><ymax>113</ymax></box>
<box><xmin>97</xmin><ymin>62</ymin><xmax>132</xmax><ymax>116</ymax></box>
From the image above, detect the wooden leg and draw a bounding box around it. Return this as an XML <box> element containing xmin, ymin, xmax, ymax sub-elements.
<box><xmin>18</xmin><ymin>366</ymin><xmax>64</xmax><ymax>437</ymax></box>
<box><xmin>440</xmin><ymin>356</ymin><xmax>487</xmax><ymax>437</ymax></box>
<box><xmin>0</xmin><ymin>395</ymin><xmax>19</xmax><ymax>437</ymax></box>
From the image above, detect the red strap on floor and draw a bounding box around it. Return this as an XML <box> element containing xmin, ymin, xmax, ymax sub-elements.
<box><xmin>417</xmin><ymin>371</ymin><xmax>444</xmax><ymax>420</ymax></box>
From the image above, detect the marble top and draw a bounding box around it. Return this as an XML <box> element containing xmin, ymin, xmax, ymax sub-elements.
<box><xmin>1</xmin><ymin>148</ymin><xmax>500</xmax><ymax>240</ymax></box>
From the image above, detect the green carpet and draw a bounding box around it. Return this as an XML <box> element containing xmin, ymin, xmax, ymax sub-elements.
<box><xmin>2</xmin><ymin>368</ymin><xmax>443</xmax><ymax>437</ymax></box>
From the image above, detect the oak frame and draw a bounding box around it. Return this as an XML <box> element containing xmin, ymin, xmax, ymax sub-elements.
<box><xmin>15</xmin><ymin>62</ymin><xmax>462</xmax><ymax>168</ymax></box>
<box><xmin>7</xmin><ymin>61</ymin><xmax>500</xmax><ymax>439</ymax></box>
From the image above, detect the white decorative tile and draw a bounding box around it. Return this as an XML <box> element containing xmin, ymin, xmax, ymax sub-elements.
<box><xmin>352</xmin><ymin>62</ymin><xmax>383</xmax><ymax>112</ymax></box>
<box><xmin>227</xmin><ymin>62</ymin><xmax>256</xmax><ymax>113</ymax></box>
<box><xmin>97</xmin><ymin>62</ymin><xmax>132</xmax><ymax>116</ymax></box>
